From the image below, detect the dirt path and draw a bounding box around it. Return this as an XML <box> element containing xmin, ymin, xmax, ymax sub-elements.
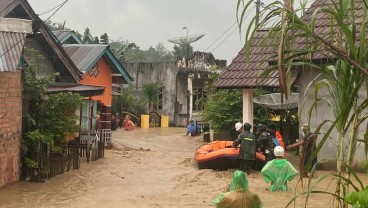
<box><xmin>0</xmin><ymin>127</ymin><xmax>366</xmax><ymax>208</ymax></box>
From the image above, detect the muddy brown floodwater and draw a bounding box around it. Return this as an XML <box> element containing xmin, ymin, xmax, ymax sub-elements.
<box><xmin>0</xmin><ymin>127</ymin><xmax>367</xmax><ymax>208</ymax></box>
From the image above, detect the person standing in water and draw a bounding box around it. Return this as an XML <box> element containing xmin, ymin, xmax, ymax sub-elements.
<box><xmin>232</xmin><ymin>122</ymin><xmax>256</xmax><ymax>175</ymax></box>
<box><xmin>261</xmin><ymin>146</ymin><xmax>298</xmax><ymax>191</ymax></box>
<box><xmin>214</xmin><ymin>170</ymin><xmax>263</xmax><ymax>208</ymax></box>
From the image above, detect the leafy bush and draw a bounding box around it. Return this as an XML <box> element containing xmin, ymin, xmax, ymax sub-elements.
<box><xmin>202</xmin><ymin>89</ymin><xmax>243</xmax><ymax>134</ymax></box>
<box><xmin>22</xmin><ymin>48</ymin><xmax>83</xmax><ymax>181</ymax></box>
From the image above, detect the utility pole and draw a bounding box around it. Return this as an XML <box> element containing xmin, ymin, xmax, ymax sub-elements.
<box><xmin>183</xmin><ymin>26</ymin><xmax>189</xmax><ymax>67</ymax></box>
<box><xmin>255</xmin><ymin>0</ymin><xmax>261</xmax><ymax>27</ymax></box>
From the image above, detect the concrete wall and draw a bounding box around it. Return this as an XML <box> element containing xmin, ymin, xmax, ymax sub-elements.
<box><xmin>123</xmin><ymin>62</ymin><xmax>180</xmax><ymax>125</ymax></box>
<box><xmin>123</xmin><ymin>64</ymin><xmax>214</xmax><ymax>127</ymax></box>
<box><xmin>123</xmin><ymin>52</ymin><xmax>226</xmax><ymax>127</ymax></box>
<box><xmin>298</xmin><ymin>68</ymin><xmax>367</xmax><ymax>167</ymax></box>
<box><xmin>0</xmin><ymin>71</ymin><xmax>22</xmax><ymax>188</ymax></box>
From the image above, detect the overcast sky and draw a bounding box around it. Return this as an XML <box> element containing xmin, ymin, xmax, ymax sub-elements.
<box><xmin>28</xmin><ymin>0</ymin><xmax>259</xmax><ymax>64</ymax></box>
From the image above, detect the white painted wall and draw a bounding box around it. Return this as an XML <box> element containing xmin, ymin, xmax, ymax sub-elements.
<box><xmin>242</xmin><ymin>89</ymin><xmax>254</xmax><ymax>128</ymax></box>
<box><xmin>298</xmin><ymin>68</ymin><xmax>367</xmax><ymax>166</ymax></box>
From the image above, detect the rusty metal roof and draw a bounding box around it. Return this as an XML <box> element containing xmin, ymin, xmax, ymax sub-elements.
<box><xmin>63</xmin><ymin>44</ymin><xmax>133</xmax><ymax>84</ymax></box>
<box><xmin>48</xmin><ymin>83</ymin><xmax>105</xmax><ymax>97</ymax></box>
<box><xmin>0</xmin><ymin>31</ymin><xmax>27</xmax><ymax>72</ymax></box>
<box><xmin>216</xmin><ymin>0</ymin><xmax>365</xmax><ymax>89</ymax></box>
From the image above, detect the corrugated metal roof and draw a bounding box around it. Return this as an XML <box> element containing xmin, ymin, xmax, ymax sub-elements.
<box><xmin>63</xmin><ymin>44</ymin><xmax>106</xmax><ymax>73</ymax></box>
<box><xmin>0</xmin><ymin>31</ymin><xmax>26</xmax><ymax>72</ymax></box>
<box><xmin>53</xmin><ymin>30</ymin><xmax>83</xmax><ymax>44</ymax></box>
<box><xmin>53</xmin><ymin>30</ymin><xmax>70</xmax><ymax>41</ymax></box>
<box><xmin>0</xmin><ymin>0</ymin><xmax>82</xmax><ymax>82</ymax></box>
<box><xmin>63</xmin><ymin>44</ymin><xmax>133</xmax><ymax>84</ymax></box>
<box><xmin>216</xmin><ymin>0</ymin><xmax>364</xmax><ymax>89</ymax></box>
<box><xmin>0</xmin><ymin>0</ymin><xmax>13</xmax><ymax>13</ymax></box>
<box><xmin>48</xmin><ymin>83</ymin><xmax>105</xmax><ymax>97</ymax></box>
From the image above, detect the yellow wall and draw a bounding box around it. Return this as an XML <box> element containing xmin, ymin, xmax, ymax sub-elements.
<box><xmin>80</xmin><ymin>58</ymin><xmax>112</xmax><ymax>106</ymax></box>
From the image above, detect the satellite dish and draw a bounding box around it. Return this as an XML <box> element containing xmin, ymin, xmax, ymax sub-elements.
<box><xmin>253</xmin><ymin>93</ymin><xmax>299</xmax><ymax>110</ymax></box>
<box><xmin>168</xmin><ymin>34</ymin><xmax>205</xmax><ymax>44</ymax></box>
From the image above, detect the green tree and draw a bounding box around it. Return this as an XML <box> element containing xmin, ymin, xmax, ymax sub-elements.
<box><xmin>110</xmin><ymin>40</ymin><xmax>144</xmax><ymax>62</ymax></box>
<box><xmin>110</xmin><ymin>41</ymin><xmax>174</xmax><ymax>63</ymax></box>
<box><xmin>155</xmin><ymin>43</ymin><xmax>174</xmax><ymax>61</ymax></box>
<box><xmin>100</xmin><ymin>33</ymin><xmax>109</xmax><ymax>44</ymax></box>
<box><xmin>142</xmin><ymin>83</ymin><xmax>160</xmax><ymax>113</ymax></box>
<box><xmin>45</xmin><ymin>20</ymin><xmax>68</xmax><ymax>30</ymax></box>
<box><xmin>112</xmin><ymin>85</ymin><xmax>145</xmax><ymax>116</ymax></box>
<box><xmin>22</xmin><ymin>48</ymin><xmax>83</xmax><ymax>181</ymax></box>
<box><xmin>94</xmin><ymin>36</ymin><xmax>100</xmax><ymax>44</ymax></box>
<box><xmin>82</xmin><ymin>27</ymin><xmax>94</xmax><ymax>44</ymax></box>
<box><xmin>202</xmin><ymin>89</ymin><xmax>243</xmax><ymax>135</ymax></box>
<box><xmin>173</xmin><ymin>43</ymin><xmax>193</xmax><ymax>58</ymax></box>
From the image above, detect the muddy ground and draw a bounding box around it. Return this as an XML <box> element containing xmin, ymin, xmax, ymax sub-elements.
<box><xmin>0</xmin><ymin>127</ymin><xmax>366</xmax><ymax>208</ymax></box>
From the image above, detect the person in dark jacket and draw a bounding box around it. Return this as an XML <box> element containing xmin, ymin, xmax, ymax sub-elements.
<box><xmin>256</xmin><ymin>124</ymin><xmax>276</xmax><ymax>163</ymax></box>
<box><xmin>233</xmin><ymin>122</ymin><xmax>256</xmax><ymax>175</ymax></box>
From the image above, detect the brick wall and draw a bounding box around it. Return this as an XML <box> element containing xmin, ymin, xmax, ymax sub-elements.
<box><xmin>0</xmin><ymin>71</ymin><xmax>22</xmax><ymax>188</ymax></box>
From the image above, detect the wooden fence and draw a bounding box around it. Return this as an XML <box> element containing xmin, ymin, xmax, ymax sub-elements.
<box><xmin>28</xmin><ymin>130</ymin><xmax>106</xmax><ymax>182</ymax></box>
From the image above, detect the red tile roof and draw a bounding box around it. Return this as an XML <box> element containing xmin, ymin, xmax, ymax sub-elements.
<box><xmin>216</xmin><ymin>0</ymin><xmax>365</xmax><ymax>89</ymax></box>
<box><xmin>216</xmin><ymin>29</ymin><xmax>299</xmax><ymax>88</ymax></box>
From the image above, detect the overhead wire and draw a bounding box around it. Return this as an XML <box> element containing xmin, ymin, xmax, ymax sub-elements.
<box><xmin>45</xmin><ymin>0</ymin><xmax>69</xmax><ymax>22</ymax></box>
<box><xmin>38</xmin><ymin>0</ymin><xmax>68</xmax><ymax>16</ymax></box>
<box><xmin>0</xmin><ymin>0</ymin><xmax>69</xmax><ymax>58</ymax></box>
<box><xmin>203</xmin><ymin>21</ymin><xmax>238</xmax><ymax>52</ymax></box>
<box><xmin>0</xmin><ymin>36</ymin><xmax>28</xmax><ymax>58</ymax></box>
<box><xmin>208</xmin><ymin>5</ymin><xmax>256</xmax><ymax>53</ymax></box>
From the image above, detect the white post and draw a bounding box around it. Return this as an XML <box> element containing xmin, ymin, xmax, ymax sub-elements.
<box><xmin>87</xmin><ymin>97</ymin><xmax>92</xmax><ymax>162</ymax></box>
<box><xmin>242</xmin><ymin>89</ymin><xmax>254</xmax><ymax>128</ymax></box>
<box><xmin>188</xmin><ymin>73</ymin><xmax>194</xmax><ymax>121</ymax></box>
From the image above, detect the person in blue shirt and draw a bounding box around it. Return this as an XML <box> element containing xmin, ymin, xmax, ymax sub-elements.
<box><xmin>186</xmin><ymin>120</ymin><xmax>197</xmax><ymax>137</ymax></box>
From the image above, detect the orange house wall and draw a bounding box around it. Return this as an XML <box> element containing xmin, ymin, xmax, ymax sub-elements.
<box><xmin>80</xmin><ymin>58</ymin><xmax>112</xmax><ymax>106</ymax></box>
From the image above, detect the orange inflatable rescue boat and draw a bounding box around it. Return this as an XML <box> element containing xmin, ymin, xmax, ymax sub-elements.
<box><xmin>194</xmin><ymin>140</ymin><xmax>266</xmax><ymax>170</ymax></box>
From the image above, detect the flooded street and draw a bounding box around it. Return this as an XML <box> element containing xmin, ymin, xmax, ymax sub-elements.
<box><xmin>0</xmin><ymin>127</ymin><xmax>367</xmax><ymax>208</ymax></box>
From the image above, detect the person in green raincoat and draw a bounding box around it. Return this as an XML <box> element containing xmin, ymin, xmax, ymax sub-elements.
<box><xmin>261</xmin><ymin>146</ymin><xmax>298</xmax><ymax>191</ymax></box>
<box><xmin>214</xmin><ymin>170</ymin><xmax>263</xmax><ymax>208</ymax></box>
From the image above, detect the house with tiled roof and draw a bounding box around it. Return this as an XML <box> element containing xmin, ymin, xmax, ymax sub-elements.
<box><xmin>216</xmin><ymin>0</ymin><xmax>367</xmax><ymax>167</ymax></box>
